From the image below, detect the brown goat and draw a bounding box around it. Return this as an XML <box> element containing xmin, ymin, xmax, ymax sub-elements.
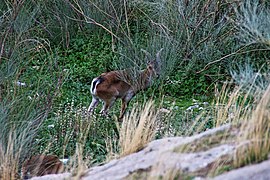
<box><xmin>88</xmin><ymin>49</ymin><xmax>163</xmax><ymax>119</ymax></box>
<box><xmin>21</xmin><ymin>155</ymin><xmax>64</xmax><ymax>179</ymax></box>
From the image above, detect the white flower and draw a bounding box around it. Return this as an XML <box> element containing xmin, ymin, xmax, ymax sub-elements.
<box><xmin>48</xmin><ymin>124</ymin><xmax>55</xmax><ymax>128</ymax></box>
<box><xmin>186</xmin><ymin>105</ymin><xmax>199</xmax><ymax>111</ymax></box>
<box><xmin>203</xmin><ymin>102</ymin><xmax>209</xmax><ymax>105</ymax></box>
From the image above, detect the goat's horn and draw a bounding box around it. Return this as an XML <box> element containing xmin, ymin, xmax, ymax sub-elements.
<box><xmin>156</xmin><ymin>48</ymin><xmax>163</xmax><ymax>62</ymax></box>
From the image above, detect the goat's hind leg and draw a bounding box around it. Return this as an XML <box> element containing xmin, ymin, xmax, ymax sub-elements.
<box><xmin>88</xmin><ymin>96</ymin><xmax>100</xmax><ymax>113</ymax></box>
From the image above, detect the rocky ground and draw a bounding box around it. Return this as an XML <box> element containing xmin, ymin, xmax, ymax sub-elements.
<box><xmin>31</xmin><ymin>124</ymin><xmax>270</xmax><ymax>180</ymax></box>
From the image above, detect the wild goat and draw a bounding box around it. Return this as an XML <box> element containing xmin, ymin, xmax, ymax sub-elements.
<box><xmin>21</xmin><ymin>155</ymin><xmax>64</xmax><ymax>179</ymax></box>
<box><xmin>88</xmin><ymin>49</ymin><xmax>163</xmax><ymax>119</ymax></box>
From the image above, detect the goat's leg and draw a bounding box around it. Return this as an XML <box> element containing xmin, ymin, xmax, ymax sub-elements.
<box><xmin>119</xmin><ymin>92</ymin><xmax>134</xmax><ymax>120</ymax></box>
<box><xmin>88</xmin><ymin>96</ymin><xmax>100</xmax><ymax>113</ymax></box>
<box><xmin>100</xmin><ymin>98</ymin><xmax>116</xmax><ymax>116</ymax></box>
<box><xmin>119</xmin><ymin>99</ymin><xmax>132</xmax><ymax>120</ymax></box>
<box><xmin>119</xmin><ymin>100</ymin><xmax>128</xmax><ymax>120</ymax></box>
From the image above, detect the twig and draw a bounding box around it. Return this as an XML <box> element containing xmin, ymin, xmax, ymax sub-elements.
<box><xmin>64</xmin><ymin>0</ymin><xmax>119</xmax><ymax>40</ymax></box>
<box><xmin>197</xmin><ymin>47</ymin><xmax>270</xmax><ymax>74</ymax></box>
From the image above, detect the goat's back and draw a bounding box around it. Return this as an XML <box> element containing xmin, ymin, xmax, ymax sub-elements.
<box><xmin>94</xmin><ymin>70</ymin><xmax>133</xmax><ymax>99</ymax></box>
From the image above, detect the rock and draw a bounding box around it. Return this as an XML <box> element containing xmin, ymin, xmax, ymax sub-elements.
<box><xmin>80</xmin><ymin>124</ymin><xmax>234</xmax><ymax>180</ymax></box>
<box><xmin>30</xmin><ymin>173</ymin><xmax>70</xmax><ymax>180</ymax></box>
<box><xmin>29</xmin><ymin>124</ymin><xmax>269</xmax><ymax>180</ymax></box>
<box><xmin>213</xmin><ymin>159</ymin><xmax>270</xmax><ymax>180</ymax></box>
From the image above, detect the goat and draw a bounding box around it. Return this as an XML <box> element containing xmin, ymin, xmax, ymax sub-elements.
<box><xmin>88</xmin><ymin>49</ymin><xmax>163</xmax><ymax>120</ymax></box>
<box><xmin>21</xmin><ymin>155</ymin><xmax>64</xmax><ymax>179</ymax></box>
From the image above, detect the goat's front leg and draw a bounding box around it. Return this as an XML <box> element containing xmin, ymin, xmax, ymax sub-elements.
<box><xmin>88</xmin><ymin>96</ymin><xmax>100</xmax><ymax>113</ymax></box>
<box><xmin>119</xmin><ymin>100</ymin><xmax>128</xmax><ymax>120</ymax></box>
<box><xmin>119</xmin><ymin>92</ymin><xmax>134</xmax><ymax>120</ymax></box>
<box><xmin>119</xmin><ymin>98</ymin><xmax>132</xmax><ymax>120</ymax></box>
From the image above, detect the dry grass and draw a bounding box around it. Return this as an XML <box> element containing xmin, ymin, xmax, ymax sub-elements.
<box><xmin>0</xmin><ymin>130</ymin><xmax>24</xmax><ymax>180</ymax></box>
<box><xmin>121</xmin><ymin>82</ymin><xmax>270</xmax><ymax>178</ymax></box>
<box><xmin>105</xmin><ymin>135</ymin><xmax>119</xmax><ymax>162</ymax></box>
<box><xmin>234</xmin><ymin>83</ymin><xmax>270</xmax><ymax>167</ymax></box>
<box><xmin>67</xmin><ymin>144</ymin><xmax>90</xmax><ymax>180</ymax></box>
<box><xmin>203</xmin><ymin>81</ymin><xmax>270</xmax><ymax>175</ymax></box>
<box><xmin>213</xmin><ymin>82</ymin><xmax>253</xmax><ymax>127</ymax></box>
<box><xmin>119</xmin><ymin>100</ymin><xmax>158</xmax><ymax>157</ymax></box>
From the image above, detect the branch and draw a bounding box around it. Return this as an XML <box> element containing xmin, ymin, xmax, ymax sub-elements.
<box><xmin>196</xmin><ymin>46</ymin><xmax>270</xmax><ymax>74</ymax></box>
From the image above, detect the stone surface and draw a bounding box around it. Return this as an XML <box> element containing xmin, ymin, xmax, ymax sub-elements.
<box><xmin>81</xmin><ymin>124</ymin><xmax>234</xmax><ymax>180</ymax></box>
<box><xmin>30</xmin><ymin>173</ymin><xmax>70</xmax><ymax>180</ymax></box>
<box><xmin>213</xmin><ymin>159</ymin><xmax>270</xmax><ymax>180</ymax></box>
<box><xmin>30</xmin><ymin>124</ymin><xmax>270</xmax><ymax>180</ymax></box>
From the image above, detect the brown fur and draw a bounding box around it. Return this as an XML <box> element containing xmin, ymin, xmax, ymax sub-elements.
<box><xmin>21</xmin><ymin>155</ymin><xmax>64</xmax><ymax>179</ymax></box>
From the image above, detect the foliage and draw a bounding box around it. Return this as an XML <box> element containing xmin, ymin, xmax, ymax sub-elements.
<box><xmin>58</xmin><ymin>33</ymin><xmax>116</xmax><ymax>105</ymax></box>
<box><xmin>234</xmin><ymin>0</ymin><xmax>270</xmax><ymax>47</ymax></box>
<box><xmin>35</xmin><ymin>103</ymin><xmax>118</xmax><ymax>164</ymax></box>
<box><xmin>1</xmin><ymin>0</ymin><xmax>270</xmax><ymax>178</ymax></box>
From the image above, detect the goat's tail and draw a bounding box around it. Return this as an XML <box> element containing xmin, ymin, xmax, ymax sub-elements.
<box><xmin>90</xmin><ymin>76</ymin><xmax>104</xmax><ymax>95</ymax></box>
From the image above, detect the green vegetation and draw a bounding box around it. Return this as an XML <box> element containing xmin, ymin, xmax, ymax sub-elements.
<box><xmin>1</xmin><ymin>0</ymin><xmax>270</xmax><ymax>179</ymax></box>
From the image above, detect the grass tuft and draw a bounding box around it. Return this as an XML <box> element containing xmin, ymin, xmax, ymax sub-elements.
<box><xmin>235</xmin><ymin>83</ymin><xmax>270</xmax><ymax>167</ymax></box>
<box><xmin>119</xmin><ymin>100</ymin><xmax>158</xmax><ymax>157</ymax></box>
<box><xmin>0</xmin><ymin>130</ymin><xmax>22</xmax><ymax>180</ymax></box>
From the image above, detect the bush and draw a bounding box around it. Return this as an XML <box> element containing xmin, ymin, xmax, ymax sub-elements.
<box><xmin>58</xmin><ymin>33</ymin><xmax>117</xmax><ymax>105</ymax></box>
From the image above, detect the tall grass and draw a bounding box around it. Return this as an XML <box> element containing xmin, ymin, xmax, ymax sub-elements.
<box><xmin>0</xmin><ymin>1</ymin><xmax>68</xmax><ymax>178</ymax></box>
<box><xmin>68</xmin><ymin>0</ymin><xmax>237</xmax><ymax>85</ymax></box>
<box><xmin>213</xmin><ymin>82</ymin><xmax>253</xmax><ymax>127</ymax></box>
<box><xmin>0</xmin><ymin>130</ymin><xmax>24</xmax><ymax>179</ymax></box>
<box><xmin>119</xmin><ymin>100</ymin><xmax>158</xmax><ymax>157</ymax></box>
<box><xmin>234</xmin><ymin>84</ymin><xmax>270</xmax><ymax>167</ymax></box>
<box><xmin>0</xmin><ymin>64</ymin><xmax>63</xmax><ymax>178</ymax></box>
<box><xmin>234</xmin><ymin>0</ymin><xmax>270</xmax><ymax>47</ymax></box>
